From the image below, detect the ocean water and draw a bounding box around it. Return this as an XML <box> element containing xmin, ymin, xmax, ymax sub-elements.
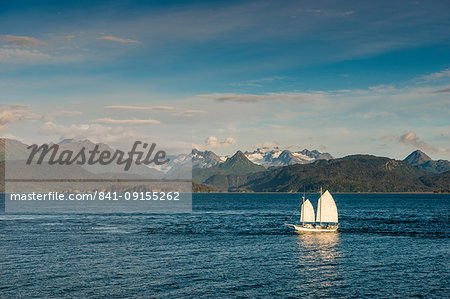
<box><xmin>1</xmin><ymin>193</ymin><xmax>449</xmax><ymax>298</ymax></box>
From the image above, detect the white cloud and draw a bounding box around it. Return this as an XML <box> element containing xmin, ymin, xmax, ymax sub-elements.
<box><xmin>105</xmin><ymin>105</ymin><xmax>176</xmax><ymax>111</ymax></box>
<box><xmin>253</xmin><ymin>141</ymin><xmax>280</xmax><ymax>149</ymax></box>
<box><xmin>362</xmin><ymin>112</ymin><xmax>396</xmax><ymax>119</ymax></box>
<box><xmin>7</xmin><ymin>103</ymin><xmax>31</xmax><ymax>109</ymax></box>
<box><xmin>0</xmin><ymin>35</ymin><xmax>47</xmax><ymax>47</ymax></box>
<box><xmin>231</xmin><ymin>76</ymin><xmax>287</xmax><ymax>87</ymax></box>
<box><xmin>0</xmin><ymin>105</ymin><xmax>39</xmax><ymax>131</ymax></box>
<box><xmin>96</xmin><ymin>36</ymin><xmax>140</xmax><ymax>44</ymax></box>
<box><xmin>178</xmin><ymin>110</ymin><xmax>208</xmax><ymax>117</ymax></box>
<box><xmin>38</xmin><ymin>121</ymin><xmax>191</xmax><ymax>153</ymax></box>
<box><xmin>381</xmin><ymin>131</ymin><xmax>450</xmax><ymax>155</ymax></box>
<box><xmin>0</xmin><ymin>47</ymin><xmax>88</xmax><ymax>65</ymax></box>
<box><xmin>198</xmin><ymin>92</ymin><xmax>326</xmax><ymax>103</ymax></box>
<box><xmin>40</xmin><ymin>110</ymin><xmax>82</xmax><ymax>121</ymax></box>
<box><xmin>433</xmin><ymin>87</ymin><xmax>450</xmax><ymax>94</ymax></box>
<box><xmin>420</xmin><ymin>69</ymin><xmax>450</xmax><ymax>81</ymax></box>
<box><xmin>367</xmin><ymin>84</ymin><xmax>396</xmax><ymax>93</ymax></box>
<box><xmin>93</xmin><ymin>118</ymin><xmax>160</xmax><ymax>124</ymax></box>
<box><xmin>51</xmin><ymin>110</ymin><xmax>82</xmax><ymax>117</ymax></box>
<box><xmin>0</xmin><ymin>48</ymin><xmax>51</xmax><ymax>63</ymax></box>
<box><xmin>205</xmin><ymin>136</ymin><xmax>236</xmax><ymax>149</ymax></box>
<box><xmin>39</xmin><ymin>121</ymin><xmax>139</xmax><ymax>144</ymax></box>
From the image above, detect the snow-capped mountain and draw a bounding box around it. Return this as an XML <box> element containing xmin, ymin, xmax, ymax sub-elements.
<box><xmin>161</xmin><ymin>147</ymin><xmax>332</xmax><ymax>173</ymax></box>
<box><xmin>192</xmin><ymin>148</ymin><xmax>225</xmax><ymax>168</ymax></box>
<box><xmin>153</xmin><ymin>152</ymin><xmax>192</xmax><ymax>174</ymax></box>
<box><xmin>186</xmin><ymin>147</ymin><xmax>333</xmax><ymax>170</ymax></box>
<box><xmin>2</xmin><ymin>137</ymin><xmax>333</xmax><ymax>174</ymax></box>
<box><xmin>244</xmin><ymin>147</ymin><xmax>333</xmax><ymax>168</ymax></box>
<box><xmin>153</xmin><ymin>149</ymin><xmax>224</xmax><ymax>174</ymax></box>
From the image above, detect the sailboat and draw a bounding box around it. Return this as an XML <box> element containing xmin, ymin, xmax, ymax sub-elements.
<box><xmin>285</xmin><ymin>188</ymin><xmax>339</xmax><ymax>232</ymax></box>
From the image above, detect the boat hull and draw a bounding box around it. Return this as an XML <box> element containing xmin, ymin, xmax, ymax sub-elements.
<box><xmin>294</xmin><ymin>225</ymin><xmax>338</xmax><ymax>232</ymax></box>
<box><xmin>285</xmin><ymin>223</ymin><xmax>338</xmax><ymax>232</ymax></box>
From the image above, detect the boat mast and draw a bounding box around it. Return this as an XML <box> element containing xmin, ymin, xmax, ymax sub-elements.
<box><xmin>301</xmin><ymin>189</ymin><xmax>305</xmax><ymax>226</ymax></box>
<box><xmin>319</xmin><ymin>187</ymin><xmax>322</xmax><ymax>227</ymax></box>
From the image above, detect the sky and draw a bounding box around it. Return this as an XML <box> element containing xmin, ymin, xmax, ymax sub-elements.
<box><xmin>0</xmin><ymin>0</ymin><xmax>449</xmax><ymax>159</ymax></box>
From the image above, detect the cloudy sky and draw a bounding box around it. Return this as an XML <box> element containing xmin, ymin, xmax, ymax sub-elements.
<box><xmin>0</xmin><ymin>0</ymin><xmax>449</xmax><ymax>159</ymax></box>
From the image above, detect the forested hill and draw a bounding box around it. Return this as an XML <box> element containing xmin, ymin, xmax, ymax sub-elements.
<box><xmin>192</xmin><ymin>150</ymin><xmax>266</xmax><ymax>183</ymax></box>
<box><xmin>195</xmin><ymin>155</ymin><xmax>449</xmax><ymax>193</ymax></box>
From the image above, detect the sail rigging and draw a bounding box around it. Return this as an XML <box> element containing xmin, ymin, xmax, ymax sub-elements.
<box><xmin>315</xmin><ymin>190</ymin><xmax>338</xmax><ymax>223</ymax></box>
<box><xmin>285</xmin><ymin>189</ymin><xmax>339</xmax><ymax>232</ymax></box>
<box><xmin>300</xmin><ymin>199</ymin><xmax>315</xmax><ymax>223</ymax></box>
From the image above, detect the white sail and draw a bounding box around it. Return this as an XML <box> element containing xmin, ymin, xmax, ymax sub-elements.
<box><xmin>300</xmin><ymin>199</ymin><xmax>315</xmax><ymax>223</ymax></box>
<box><xmin>316</xmin><ymin>190</ymin><xmax>338</xmax><ymax>223</ymax></box>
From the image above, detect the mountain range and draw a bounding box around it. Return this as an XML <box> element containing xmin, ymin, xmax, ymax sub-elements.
<box><xmin>244</xmin><ymin>147</ymin><xmax>333</xmax><ymax>167</ymax></box>
<box><xmin>192</xmin><ymin>147</ymin><xmax>333</xmax><ymax>169</ymax></box>
<box><xmin>403</xmin><ymin>150</ymin><xmax>450</xmax><ymax>174</ymax></box>
<box><xmin>192</xmin><ymin>149</ymin><xmax>450</xmax><ymax>193</ymax></box>
<box><xmin>194</xmin><ymin>154</ymin><xmax>449</xmax><ymax>193</ymax></box>
<box><xmin>0</xmin><ymin>138</ymin><xmax>333</xmax><ymax>172</ymax></box>
<box><xmin>1</xmin><ymin>138</ymin><xmax>165</xmax><ymax>178</ymax></box>
<box><xmin>1</xmin><ymin>138</ymin><xmax>449</xmax><ymax>193</ymax></box>
<box><xmin>192</xmin><ymin>149</ymin><xmax>224</xmax><ymax>168</ymax></box>
<box><xmin>193</xmin><ymin>151</ymin><xmax>266</xmax><ymax>183</ymax></box>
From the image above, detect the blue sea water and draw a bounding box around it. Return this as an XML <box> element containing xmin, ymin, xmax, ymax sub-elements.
<box><xmin>0</xmin><ymin>193</ymin><xmax>449</xmax><ymax>298</ymax></box>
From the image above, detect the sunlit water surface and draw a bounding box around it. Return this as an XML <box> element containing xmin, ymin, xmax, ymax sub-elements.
<box><xmin>1</xmin><ymin>193</ymin><xmax>449</xmax><ymax>297</ymax></box>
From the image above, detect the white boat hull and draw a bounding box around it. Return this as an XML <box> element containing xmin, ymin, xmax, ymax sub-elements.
<box><xmin>285</xmin><ymin>223</ymin><xmax>338</xmax><ymax>232</ymax></box>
